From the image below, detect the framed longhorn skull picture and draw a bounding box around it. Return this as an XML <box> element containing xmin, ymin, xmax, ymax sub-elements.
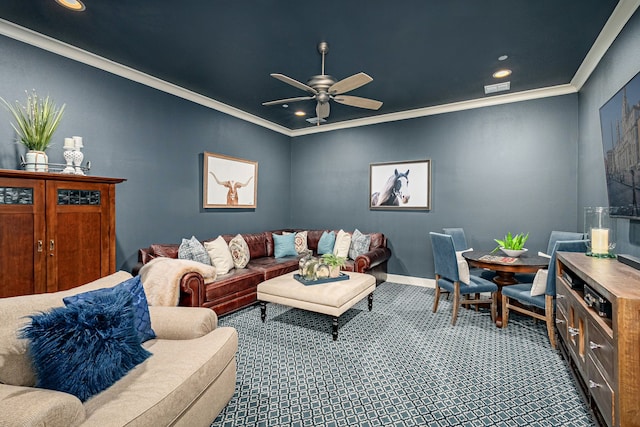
<box><xmin>203</xmin><ymin>152</ymin><xmax>258</xmax><ymax>208</ymax></box>
<box><xmin>369</xmin><ymin>159</ymin><xmax>431</xmax><ymax>210</ymax></box>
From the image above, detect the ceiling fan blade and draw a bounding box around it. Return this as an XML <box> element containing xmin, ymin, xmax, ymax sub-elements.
<box><xmin>328</xmin><ymin>72</ymin><xmax>373</xmax><ymax>95</ymax></box>
<box><xmin>333</xmin><ymin>95</ymin><xmax>383</xmax><ymax>110</ymax></box>
<box><xmin>262</xmin><ymin>96</ymin><xmax>315</xmax><ymax>106</ymax></box>
<box><xmin>271</xmin><ymin>73</ymin><xmax>318</xmax><ymax>95</ymax></box>
<box><xmin>316</xmin><ymin>101</ymin><xmax>330</xmax><ymax>119</ymax></box>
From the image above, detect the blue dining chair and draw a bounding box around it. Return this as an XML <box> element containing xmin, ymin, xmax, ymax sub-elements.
<box><xmin>501</xmin><ymin>239</ymin><xmax>588</xmax><ymax>348</ymax></box>
<box><xmin>514</xmin><ymin>230</ymin><xmax>585</xmax><ymax>283</ymax></box>
<box><xmin>430</xmin><ymin>232</ymin><xmax>498</xmax><ymax>325</ymax></box>
<box><xmin>442</xmin><ymin>227</ymin><xmax>495</xmax><ymax>281</ymax></box>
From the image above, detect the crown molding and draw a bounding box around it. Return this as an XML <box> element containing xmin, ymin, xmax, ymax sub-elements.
<box><xmin>1</xmin><ymin>0</ymin><xmax>638</xmax><ymax>138</ymax></box>
<box><xmin>571</xmin><ymin>0</ymin><xmax>640</xmax><ymax>90</ymax></box>
<box><xmin>290</xmin><ymin>84</ymin><xmax>577</xmax><ymax>137</ymax></box>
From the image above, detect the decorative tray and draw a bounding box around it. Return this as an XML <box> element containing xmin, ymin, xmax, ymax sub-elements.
<box><xmin>293</xmin><ymin>272</ymin><xmax>349</xmax><ymax>286</ymax></box>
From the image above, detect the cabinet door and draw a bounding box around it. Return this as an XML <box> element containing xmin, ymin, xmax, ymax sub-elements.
<box><xmin>0</xmin><ymin>178</ymin><xmax>46</xmax><ymax>297</ymax></box>
<box><xmin>45</xmin><ymin>180</ymin><xmax>114</xmax><ymax>292</ymax></box>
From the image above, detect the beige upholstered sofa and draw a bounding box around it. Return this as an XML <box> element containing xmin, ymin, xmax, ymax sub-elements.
<box><xmin>0</xmin><ymin>271</ymin><xmax>238</xmax><ymax>427</ymax></box>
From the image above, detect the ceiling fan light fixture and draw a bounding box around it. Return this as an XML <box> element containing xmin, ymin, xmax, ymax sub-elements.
<box><xmin>55</xmin><ymin>0</ymin><xmax>86</xmax><ymax>11</ymax></box>
<box><xmin>493</xmin><ymin>69</ymin><xmax>512</xmax><ymax>79</ymax></box>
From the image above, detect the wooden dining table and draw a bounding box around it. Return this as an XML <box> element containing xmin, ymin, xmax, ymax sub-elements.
<box><xmin>462</xmin><ymin>250</ymin><xmax>549</xmax><ymax>327</ymax></box>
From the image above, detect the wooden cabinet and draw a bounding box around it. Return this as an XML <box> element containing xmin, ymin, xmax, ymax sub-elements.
<box><xmin>0</xmin><ymin>170</ymin><xmax>125</xmax><ymax>298</ymax></box>
<box><xmin>556</xmin><ymin>252</ymin><xmax>640</xmax><ymax>427</ymax></box>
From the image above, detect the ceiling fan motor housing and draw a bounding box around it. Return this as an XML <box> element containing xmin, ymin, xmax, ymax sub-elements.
<box><xmin>307</xmin><ymin>75</ymin><xmax>336</xmax><ymax>92</ymax></box>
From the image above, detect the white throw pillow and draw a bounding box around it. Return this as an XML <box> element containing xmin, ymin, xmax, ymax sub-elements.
<box><xmin>204</xmin><ymin>236</ymin><xmax>234</xmax><ymax>275</ymax></box>
<box><xmin>530</xmin><ymin>269</ymin><xmax>548</xmax><ymax>296</ymax></box>
<box><xmin>333</xmin><ymin>229</ymin><xmax>352</xmax><ymax>258</ymax></box>
<box><xmin>456</xmin><ymin>259</ymin><xmax>471</xmax><ymax>284</ymax></box>
<box><xmin>228</xmin><ymin>234</ymin><xmax>250</xmax><ymax>269</ymax></box>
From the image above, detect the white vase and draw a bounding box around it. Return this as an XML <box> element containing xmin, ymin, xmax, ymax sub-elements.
<box><xmin>25</xmin><ymin>150</ymin><xmax>48</xmax><ymax>172</ymax></box>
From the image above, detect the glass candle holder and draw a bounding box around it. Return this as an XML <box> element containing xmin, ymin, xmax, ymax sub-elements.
<box><xmin>584</xmin><ymin>207</ymin><xmax>616</xmax><ymax>258</ymax></box>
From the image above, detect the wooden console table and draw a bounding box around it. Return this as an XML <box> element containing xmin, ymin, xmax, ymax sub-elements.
<box><xmin>555</xmin><ymin>252</ymin><xmax>640</xmax><ymax>427</ymax></box>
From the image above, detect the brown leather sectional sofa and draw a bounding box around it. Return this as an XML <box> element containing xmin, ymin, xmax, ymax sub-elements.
<box><xmin>134</xmin><ymin>229</ymin><xmax>391</xmax><ymax>316</ymax></box>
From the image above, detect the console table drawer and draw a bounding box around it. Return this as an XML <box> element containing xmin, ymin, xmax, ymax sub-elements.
<box><xmin>588</xmin><ymin>320</ymin><xmax>614</xmax><ymax>382</ymax></box>
<box><xmin>588</xmin><ymin>354</ymin><xmax>614</xmax><ymax>427</ymax></box>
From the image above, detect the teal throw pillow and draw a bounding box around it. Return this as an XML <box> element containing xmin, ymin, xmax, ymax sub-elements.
<box><xmin>317</xmin><ymin>231</ymin><xmax>336</xmax><ymax>255</ymax></box>
<box><xmin>21</xmin><ymin>287</ymin><xmax>152</xmax><ymax>402</ymax></box>
<box><xmin>273</xmin><ymin>233</ymin><xmax>298</xmax><ymax>258</ymax></box>
<box><xmin>63</xmin><ymin>276</ymin><xmax>156</xmax><ymax>343</ymax></box>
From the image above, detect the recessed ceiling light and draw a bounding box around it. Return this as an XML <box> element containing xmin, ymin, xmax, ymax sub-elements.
<box><xmin>498</xmin><ymin>55</ymin><xmax>509</xmax><ymax>61</ymax></box>
<box><xmin>492</xmin><ymin>69</ymin><xmax>512</xmax><ymax>79</ymax></box>
<box><xmin>282</xmin><ymin>104</ymin><xmax>288</xmax><ymax>108</ymax></box>
<box><xmin>55</xmin><ymin>0</ymin><xmax>86</xmax><ymax>11</ymax></box>
<box><xmin>295</xmin><ymin>111</ymin><xmax>306</xmax><ymax>116</ymax></box>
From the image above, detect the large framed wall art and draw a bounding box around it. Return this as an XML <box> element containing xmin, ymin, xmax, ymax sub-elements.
<box><xmin>599</xmin><ymin>70</ymin><xmax>640</xmax><ymax>218</ymax></box>
<box><xmin>370</xmin><ymin>159</ymin><xmax>431</xmax><ymax>210</ymax></box>
<box><xmin>203</xmin><ymin>152</ymin><xmax>258</xmax><ymax>208</ymax></box>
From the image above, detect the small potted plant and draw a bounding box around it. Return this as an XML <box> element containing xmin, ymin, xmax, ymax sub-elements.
<box><xmin>1</xmin><ymin>90</ymin><xmax>65</xmax><ymax>172</ymax></box>
<box><xmin>492</xmin><ymin>232</ymin><xmax>529</xmax><ymax>257</ymax></box>
<box><xmin>321</xmin><ymin>253</ymin><xmax>347</xmax><ymax>278</ymax></box>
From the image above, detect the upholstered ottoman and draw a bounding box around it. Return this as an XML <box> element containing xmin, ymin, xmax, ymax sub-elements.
<box><xmin>257</xmin><ymin>271</ymin><xmax>376</xmax><ymax>340</ymax></box>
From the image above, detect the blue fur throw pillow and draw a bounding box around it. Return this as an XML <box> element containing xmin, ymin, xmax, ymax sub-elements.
<box><xmin>63</xmin><ymin>275</ymin><xmax>156</xmax><ymax>343</ymax></box>
<box><xmin>21</xmin><ymin>287</ymin><xmax>152</xmax><ymax>402</ymax></box>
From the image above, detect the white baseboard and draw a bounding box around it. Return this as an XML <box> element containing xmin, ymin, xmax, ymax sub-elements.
<box><xmin>385</xmin><ymin>274</ymin><xmax>435</xmax><ymax>288</ymax></box>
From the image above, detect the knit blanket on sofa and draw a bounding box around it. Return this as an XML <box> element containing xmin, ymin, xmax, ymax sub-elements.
<box><xmin>139</xmin><ymin>257</ymin><xmax>217</xmax><ymax>306</ymax></box>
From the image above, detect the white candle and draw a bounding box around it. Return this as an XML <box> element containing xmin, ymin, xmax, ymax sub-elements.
<box><xmin>591</xmin><ymin>228</ymin><xmax>609</xmax><ymax>254</ymax></box>
<box><xmin>63</xmin><ymin>138</ymin><xmax>75</xmax><ymax>149</ymax></box>
<box><xmin>73</xmin><ymin>136</ymin><xmax>83</xmax><ymax>149</ymax></box>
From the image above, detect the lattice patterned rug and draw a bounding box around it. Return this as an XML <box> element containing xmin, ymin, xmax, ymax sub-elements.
<box><xmin>212</xmin><ymin>282</ymin><xmax>594</xmax><ymax>427</ymax></box>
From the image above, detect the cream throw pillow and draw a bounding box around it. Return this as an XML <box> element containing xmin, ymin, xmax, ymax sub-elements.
<box><xmin>228</xmin><ymin>234</ymin><xmax>250</xmax><ymax>268</ymax></box>
<box><xmin>333</xmin><ymin>229</ymin><xmax>352</xmax><ymax>258</ymax></box>
<box><xmin>455</xmin><ymin>250</ymin><xmax>471</xmax><ymax>284</ymax></box>
<box><xmin>204</xmin><ymin>236</ymin><xmax>234</xmax><ymax>275</ymax></box>
<box><xmin>530</xmin><ymin>269</ymin><xmax>548</xmax><ymax>296</ymax></box>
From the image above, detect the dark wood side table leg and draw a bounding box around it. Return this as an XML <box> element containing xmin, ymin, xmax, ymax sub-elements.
<box><xmin>332</xmin><ymin>317</ymin><xmax>339</xmax><ymax>341</ymax></box>
<box><xmin>260</xmin><ymin>301</ymin><xmax>266</xmax><ymax>322</ymax></box>
<box><xmin>368</xmin><ymin>293</ymin><xmax>373</xmax><ymax>311</ymax></box>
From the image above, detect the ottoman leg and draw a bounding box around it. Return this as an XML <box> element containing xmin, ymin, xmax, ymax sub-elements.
<box><xmin>332</xmin><ymin>317</ymin><xmax>339</xmax><ymax>341</ymax></box>
<box><xmin>260</xmin><ymin>301</ymin><xmax>266</xmax><ymax>322</ymax></box>
<box><xmin>368</xmin><ymin>292</ymin><xmax>374</xmax><ymax>311</ymax></box>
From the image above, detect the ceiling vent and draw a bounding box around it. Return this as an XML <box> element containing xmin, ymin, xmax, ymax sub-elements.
<box><xmin>484</xmin><ymin>81</ymin><xmax>511</xmax><ymax>94</ymax></box>
<box><xmin>306</xmin><ymin>117</ymin><xmax>327</xmax><ymax>124</ymax></box>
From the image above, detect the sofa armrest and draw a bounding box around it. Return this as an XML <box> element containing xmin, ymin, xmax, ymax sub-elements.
<box><xmin>355</xmin><ymin>247</ymin><xmax>392</xmax><ymax>273</ymax></box>
<box><xmin>179</xmin><ymin>271</ymin><xmax>206</xmax><ymax>308</ymax></box>
<box><xmin>0</xmin><ymin>384</ymin><xmax>85</xmax><ymax>427</ymax></box>
<box><xmin>148</xmin><ymin>306</ymin><xmax>217</xmax><ymax>340</ymax></box>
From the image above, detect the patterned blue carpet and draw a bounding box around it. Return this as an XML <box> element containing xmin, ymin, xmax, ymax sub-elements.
<box><xmin>211</xmin><ymin>282</ymin><xmax>594</xmax><ymax>427</ymax></box>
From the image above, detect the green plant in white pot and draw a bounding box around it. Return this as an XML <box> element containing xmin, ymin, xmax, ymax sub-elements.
<box><xmin>321</xmin><ymin>253</ymin><xmax>347</xmax><ymax>278</ymax></box>
<box><xmin>1</xmin><ymin>90</ymin><xmax>65</xmax><ymax>172</ymax></box>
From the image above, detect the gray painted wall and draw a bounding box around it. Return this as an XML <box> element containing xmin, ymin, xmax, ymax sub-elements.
<box><xmin>0</xmin><ymin>35</ymin><xmax>292</xmax><ymax>272</ymax></box>
<box><xmin>3</xmin><ymin>8</ymin><xmax>639</xmax><ymax>280</ymax></box>
<box><xmin>578</xmin><ymin>8</ymin><xmax>640</xmax><ymax>257</ymax></box>
<box><xmin>291</xmin><ymin>95</ymin><xmax>579</xmax><ymax>278</ymax></box>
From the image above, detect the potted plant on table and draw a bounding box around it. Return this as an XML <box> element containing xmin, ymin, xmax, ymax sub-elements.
<box><xmin>492</xmin><ymin>232</ymin><xmax>529</xmax><ymax>257</ymax></box>
<box><xmin>0</xmin><ymin>90</ymin><xmax>65</xmax><ymax>172</ymax></box>
<box><xmin>321</xmin><ymin>253</ymin><xmax>347</xmax><ymax>278</ymax></box>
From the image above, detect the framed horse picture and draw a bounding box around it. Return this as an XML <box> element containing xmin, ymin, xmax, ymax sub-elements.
<box><xmin>370</xmin><ymin>159</ymin><xmax>431</xmax><ymax>210</ymax></box>
<box><xmin>203</xmin><ymin>152</ymin><xmax>258</xmax><ymax>208</ymax></box>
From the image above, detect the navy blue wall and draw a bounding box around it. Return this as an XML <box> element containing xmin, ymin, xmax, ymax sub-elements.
<box><xmin>578</xmin><ymin>8</ymin><xmax>640</xmax><ymax>257</ymax></box>
<box><xmin>291</xmin><ymin>96</ymin><xmax>579</xmax><ymax>278</ymax></box>
<box><xmin>0</xmin><ymin>35</ymin><xmax>292</xmax><ymax>272</ymax></box>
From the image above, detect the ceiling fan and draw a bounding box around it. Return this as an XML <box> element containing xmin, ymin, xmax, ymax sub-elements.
<box><xmin>262</xmin><ymin>42</ymin><xmax>383</xmax><ymax>124</ymax></box>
